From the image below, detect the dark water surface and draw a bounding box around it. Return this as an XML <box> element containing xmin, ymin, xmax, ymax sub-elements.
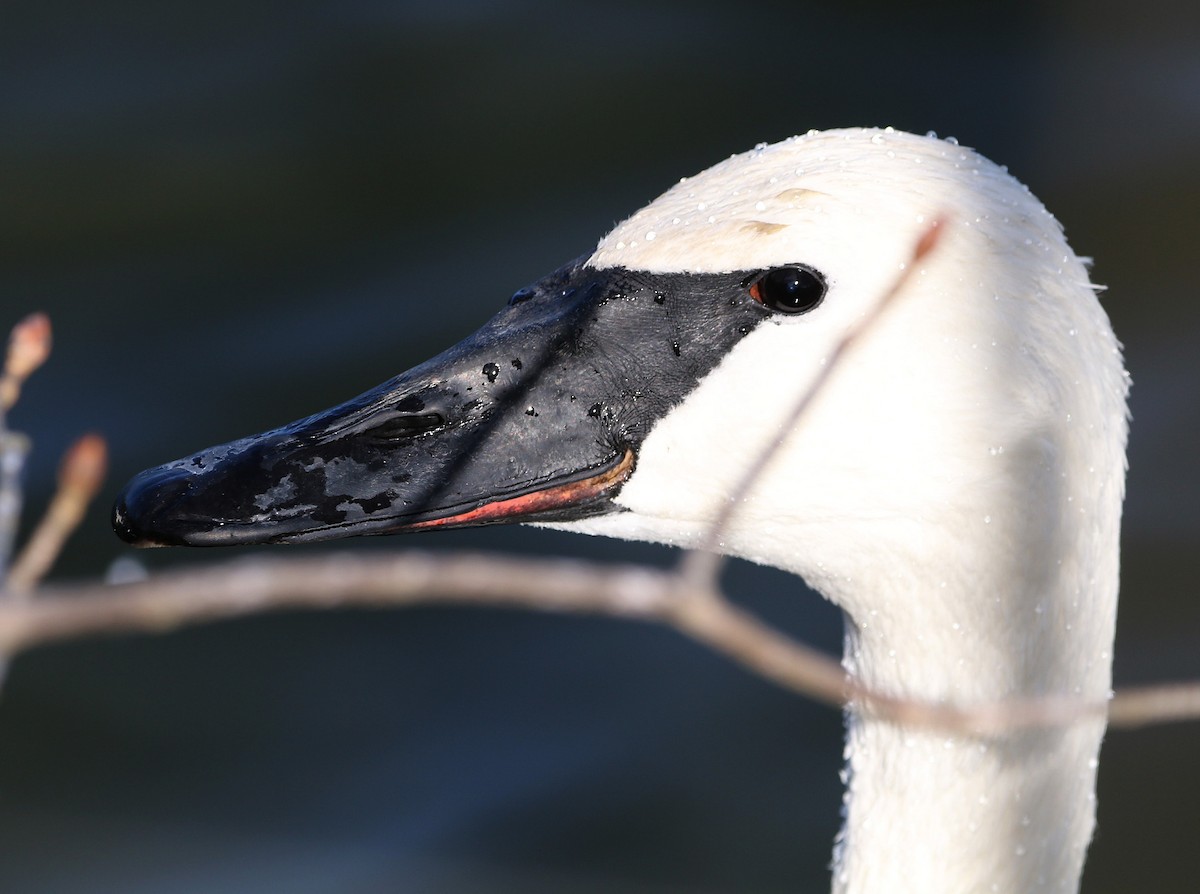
<box><xmin>2</xmin><ymin>2</ymin><xmax>1198</xmax><ymax>892</ymax></box>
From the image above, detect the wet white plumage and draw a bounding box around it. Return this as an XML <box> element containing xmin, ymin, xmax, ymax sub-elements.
<box><xmin>548</xmin><ymin>128</ymin><xmax>1129</xmax><ymax>893</ymax></box>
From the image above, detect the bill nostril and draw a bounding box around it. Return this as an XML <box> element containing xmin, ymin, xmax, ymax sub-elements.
<box><xmin>361</xmin><ymin>412</ymin><xmax>446</xmax><ymax>443</ymax></box>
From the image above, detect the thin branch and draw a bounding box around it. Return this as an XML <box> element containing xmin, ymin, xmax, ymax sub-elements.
<box><xmin>0</xmin><ymin>552</ymin><xmax>677</xmax><ymax>651</ymax></box>
<box><xmin>0</xmin><ymin>551</ymin><xmax>948</xmax><ymax>724</ymax></box>
<box><xmin>0</xmin><ymin>313</ymin><xmax>52</xmax><ymax>413</ymax></box>
<box><xmin>0</xmin><ymin>549</ymin><xmax>1192</xmax><ymax>734</ymax></box>
<box><xmin>0</xmin><ymin>433</ymin><xmax>28</xmax><ymax>583</ymax></box>
<box><xmin>1</xmin><ymin>314</ymin><xmax>53</xmax><ymax>581</ymax></box>
<box><xmin>1107</xmin><ymin>683</ymin><xmax>1200</xmax><ymax>729</ymax></box>
<box><xmin>6</xmin><ymin>434</ymin><xmax>108</xmax><ymax>595</ymax></box>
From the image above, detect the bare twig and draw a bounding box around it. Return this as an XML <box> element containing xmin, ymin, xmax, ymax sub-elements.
<box><xmin>0</xmin><ymin>552</ymin><xmax>677</xmax><ymax>651</ymax></box>
<box><xmin>1</xmin><ymin>314</ymin><xmax>53</xmax><ymax>580</ymax></box>
<box><xmin>6</xmin><ymin>434</ymin><xmax>108</xmax><ymax>595</ymax></box>
<box><xmin>0</xmin><ymin>549</ymin><xmax>1190</xmax><ymax>733</ymax></box>
<box><xmin>0</xmin><ymin>551</ymin><xmax>1029</xmax><ymax>729</ymax></box>
<box><xmin>1107</xmin><ymin>683</ymin><xmax>1200</xmax><ymax>729</ymax></box>
<box><xmin>0</xmin><ymin>433</ymin><xmax>28</xmax><ymax>582</ymax></box>
<box><xmin>0</xmin><ymin>313</ymin><xmax>52</xmax><ymax>413</ymax></box>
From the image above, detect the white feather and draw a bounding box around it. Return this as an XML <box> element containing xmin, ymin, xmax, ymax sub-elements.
<box><xmin>545</xmin><ymin>128</ymin><xmax>1128</xmax><ymax>893</ymax></box>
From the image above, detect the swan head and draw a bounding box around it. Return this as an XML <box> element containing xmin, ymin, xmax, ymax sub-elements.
<box><xmin>114</xmin><ymin>127</ymin><xmax>1128</xmax><ymax>670</ymax></box>
<box><xmin>558</xmin><ymin>130</ymin><xmax>1129</xmax><ymax>628</ymax></box>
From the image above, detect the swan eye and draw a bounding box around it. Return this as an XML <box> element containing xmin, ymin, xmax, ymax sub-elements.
<box><xmin>748</xmin><ymin>265</ymin><xmax>826</xmax><ymax>314</ymax></box>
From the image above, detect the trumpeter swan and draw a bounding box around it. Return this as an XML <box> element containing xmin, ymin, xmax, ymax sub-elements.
<box><xmin>115</xmin><ymin>127</ymin><xmax>1129</xmax><ymax>894</ymax></box>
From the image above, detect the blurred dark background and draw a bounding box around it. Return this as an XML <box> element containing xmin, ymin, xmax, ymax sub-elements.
<box><xmin>1</xmin><ymin>1</ymin><xmax>1198</xmax><ymax>891</ymax></box>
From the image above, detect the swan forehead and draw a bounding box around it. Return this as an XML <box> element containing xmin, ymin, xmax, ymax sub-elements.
<box><xmin>589</xmin><ymin>128</ymin><xmax>1040</xmax><ymax>276</ymax></box>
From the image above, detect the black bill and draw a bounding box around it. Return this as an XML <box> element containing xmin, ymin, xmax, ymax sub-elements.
<box><xmin>113</xmin><ymin>257</ymin><xmax>773</xmax><ymax>547</ymax></box>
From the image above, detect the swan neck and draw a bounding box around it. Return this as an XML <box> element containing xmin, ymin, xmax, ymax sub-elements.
<box><xmin>830</xmin><ymin>564</ymin><xmax>1115</xmax><ymax>894</ymax></box>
